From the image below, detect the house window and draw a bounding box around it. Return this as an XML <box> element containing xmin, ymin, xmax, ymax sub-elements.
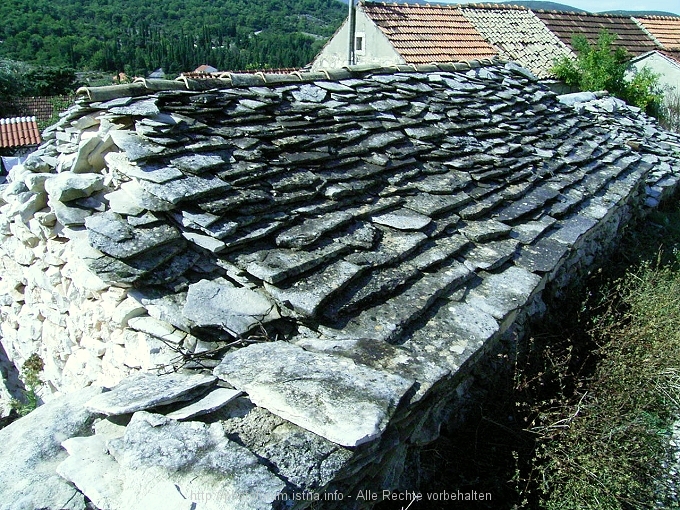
<box><xmin>355</xmin><ymin>33</ymin><xmax>365</xmax><ymax>55</ymax></box>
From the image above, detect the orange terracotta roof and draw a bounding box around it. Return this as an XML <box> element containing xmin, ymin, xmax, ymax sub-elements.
<box><xmin>534</xmin><ymin>11</ymin><xmax>659</xmax><ymax>56</ymax></box>
<box><xmin>361</xmin><ymin>2</ymin><xmax>498</xmax><ymax>63</ymax></box>
<box><xmin>634</xmin><ymin>16</ymin><xmax>680</xmax><ymax>50</ymax></box>
<box><xmin>0</xmin><ymin>117</ymin><xmax>41</xmax><ymax>149</ymax></box>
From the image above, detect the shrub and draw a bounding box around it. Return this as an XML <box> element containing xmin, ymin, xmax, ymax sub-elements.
<box><xmin>552</xmin><ymin>31</ymin><xmax>663</xmax><ymax>114</ymax></box>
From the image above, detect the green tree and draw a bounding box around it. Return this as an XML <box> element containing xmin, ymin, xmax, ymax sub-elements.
<box><xmin>553</xmin><ymin>30</ymin><xmax>662</xmax><ymax>114</ymax></box>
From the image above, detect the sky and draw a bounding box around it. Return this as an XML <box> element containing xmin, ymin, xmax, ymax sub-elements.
<box><xmin>485</xmin><ymin>0</ymin><xmax>680</xmax><ymax>15</ymax></box>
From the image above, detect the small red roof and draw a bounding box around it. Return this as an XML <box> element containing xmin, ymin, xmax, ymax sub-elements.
<box><xmin>0</xmin><ymin>117</ymin><xmax>41</xmax><ymax>149</ymax></box>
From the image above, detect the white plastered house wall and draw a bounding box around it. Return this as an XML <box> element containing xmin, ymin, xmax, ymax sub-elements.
<box><xmin>628</xmin><ymin>51</ymin><xmax>680</xmax><ymax>97</ymax></box>
<box><xmin>311</xmin><ymin>7</ymin><xmax>406</xmax><ymax>71</ymax></box>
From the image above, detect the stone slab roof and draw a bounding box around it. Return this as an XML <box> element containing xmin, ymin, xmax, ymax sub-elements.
<box><xmin>360</xmin><ymin>2</ymin><xmax>499</xmax><ymax>63</ymax></box>
<box><xmin>0</xmin><ymin>116</ymin><xmax>41</xmax><ymax>148</ymax></box>
<box><xmin>634</xmin><ymin>16</ymin><xmax>680</xmax><ymax>50</ymax></box>
<box><xmin>534</xmin><ymin>10</ymin><xmax>659</xmax><ymax>56</ymax></box>
<box><xmin>4</xmin><ymin>60</ymin><xmax>680</xmax><ymax>507</ymax></box>
<box><xmin>460</xmin><ymin>6</ymin><xmax>574</xmax><ymax>78</ymax></box>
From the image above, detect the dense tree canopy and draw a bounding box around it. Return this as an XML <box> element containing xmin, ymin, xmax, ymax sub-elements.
<box><xmin>0</xmin><ymin>0</ymin><xmax>346</xmax><ymax>75</ymax></box>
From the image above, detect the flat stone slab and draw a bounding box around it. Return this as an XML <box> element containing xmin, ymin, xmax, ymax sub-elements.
<box><xmin>85</xmin><ymin>372</ymin><xmax>217</xmax><ymax>415</ymax></box>
<box><xmin>0</xmin><ymin>386</ymin><xmax>103</xmax><ymax>510</ymax></box>
<box><xmin>372</xmin><ymin>208</ymin><xmax>432</xmax><ymax>230</ymax></box>
<box><xmin>213</xmin><ymin>341</ymin><xmax>414</xmax><ymax>446</ymax></box>
<box><xmin>106</xmin><ymin>411</ymin><xmax>286</xmax><ymax>510</ymax></box>
<box><xmin>165</xmin><ymin>387</ymin><xmax>243</xmax><ymax>420</ymax></box>
<box><xmin>183</xmin><ymin>278</ymin><xmax>280</xmax><ymax>336</ymax></box>
<box><xmin>44</xmin><ymin>172</ymin><xmax>105</xmax><ymax>203</ymax></box>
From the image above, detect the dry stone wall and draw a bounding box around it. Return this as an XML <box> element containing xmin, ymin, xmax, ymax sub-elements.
<box><xmin>1</xmin><ymin>61</ymin><xmax>680</xmax><ymax>508</ymax></box>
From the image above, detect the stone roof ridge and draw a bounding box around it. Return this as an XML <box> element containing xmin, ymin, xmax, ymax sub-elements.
<box><xmin>76</xmin><ymin>57</ymin><xmax>509</xmax><ymax>102</ymax></box>
<box><xmin>534</xmin><ymin>8</ymin><xmax>617</xmax><ymax>16</ymax></box>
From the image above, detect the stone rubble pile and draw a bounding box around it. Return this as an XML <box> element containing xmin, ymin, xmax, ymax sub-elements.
<box><xmin>0</xmin><ymin>59</ymin><xmax>679</xmax><ymax>508</ymax></box>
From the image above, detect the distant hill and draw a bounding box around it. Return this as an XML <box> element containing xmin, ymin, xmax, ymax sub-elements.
<box><xmin>496</xmin><ymin>1</ymin><xmax>587</xmax><ymax>12</ymax></box>
<box><xmin>602</xmin><ymin>10</ymin><xmax>680</xmax><ymax>16</ymax></box>
<box><xmin>0</xmin><ymin>0</ymin><xmax>347</xmax><ymax>75</ymax></box>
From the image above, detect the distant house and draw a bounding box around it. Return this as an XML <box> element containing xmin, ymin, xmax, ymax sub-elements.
<box><xmin>629</xmin><ymin>50</ymin><xmax>680</xmax><ymax>96</ymax></box>
<box><xmin>194</xmin><ymin>64</ymin><xmax>218</xmax><ymax>73</ymax></box>
<box><xmin>148</xmin><ymin>68</ymin><xmax>166</xmax><ymax>79</ymax></box>
<box><xmin>533</xmin><ymin>10</ymin><xmax>658</xmax><ymax>56</ymax></box>
<box><xmin>460</xmin><ymin>5</ymin><xmax>574</xmax><ymax>78</ymax></box>
<box><xmin>312</xmin><ymin>2</ymin><xmax>498</xmax><ymax>71</ymax></box>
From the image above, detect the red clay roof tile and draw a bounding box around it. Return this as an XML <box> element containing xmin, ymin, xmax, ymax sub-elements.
<box><xmin>0</xmin><ymin>117</ymin><xmax>41</xmax><ymax>149</ymax></box>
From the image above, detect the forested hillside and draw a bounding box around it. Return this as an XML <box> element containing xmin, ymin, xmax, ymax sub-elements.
<box><xmin>0</xmin><ymin>0</ymin><xmax>346</xmax><ymax>74</ymax></box>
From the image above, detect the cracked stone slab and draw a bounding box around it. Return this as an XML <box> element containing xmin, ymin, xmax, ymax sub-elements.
<box><xmin>213</xmin><ymin>341</ymin><xmax>414</xmax><ymax>446</ymax></box>
<box><xmin>460</xmin><ymin>219</ymin><xmax>512</xmax><ymax>242</ymax></box>
<box><xmin>84</xmin><ymin>372</ymin><xmax>217</xmax><ymax>415</ymax></box>
<box><xmin>183</xmin><ymin>278</ymin><xmax>280</xmax><ymax>335</ymax></box>
<box><xmin>106</xmin><ymin>411</ymin><xmax>286</xmax><ymax>510</ymax></box>
<box><xmin>264</xmin><ymin>259</ymin><xmax>362</xmax><ymax>317</ymax></box>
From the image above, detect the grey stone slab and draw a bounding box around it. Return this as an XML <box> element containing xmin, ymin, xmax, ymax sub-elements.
<box><xmin>120</xmin><ymin>180</ymin><xmax>175</xmax><ymax>211</ymax></box>
<box><xmin>515</xmin><ymin>237</ymin><xmax>571</xmax><ymax>273</ymax></box>
<box><xmin>414</xmin><ymin>171</ymin><xmax>471</xmax><ymax>193</ymax></box>
<box><xmin>183</xmin><ymin>278</ymin><xmax>280</xmax><ymax>335</ymax></box>
<box><xmin>510</xmin><ymin>216</ymin><xmax>557</xmax><ymax>244</ymax></box>
<box><xmin>295</xmin><ymin>336</ymin><xmax>449</xmax><ymax>403</ymax></box>
<box><xmin>57</xmin><ymin>435</ymin><xmax>124</xmax><ymax>510</ymax></box>
<box><xmin>86</xmin><ymin>241</ymin><xmax>186</xmax><ymax>284</ymax></box>
<box><xmin>410</xmin><ymin>234</ymin><xmax>470</xmax><ymax>270</ymax></box>
<box><xmin>51</xmin><ymin>199</ymin><xmax>95</xmax><ymax>226</ymax></box>
<box><xmin>336</xmin><ymin>261</ymin><xmax>473</xmax><ymax>342</ymax></box>
<box><xmin>495</xmin><ymin>184</ymin><xmax>561</xmax><ymax>222</ymax></box>
<box><xmin>345</xmin><ymin>230</ymin><xmax>427</xmax><ymax>267</ymax></box>
<box><xmin>106</xmin><ymin>152</ymin><xmax>183</xmax><ymax>183</ymax></box>
<box><xmin>110</xmin><ymin>130</ymin><xmax>166</xmax><ymax>161</ymax></box>
<box><xmin>165</xmin><ymin>387</ymin><xmax>242</xmax><ymax>420</ymax></box>
<box><xmin>107</xmin><ymin>411</ymin><xmax>286</xmax><ymax>510</ymax></box>
<box><xmin>236</xmin><ymin>242</ymin><xmax>349</xmax><ymax>284</ymax></box>
<box><xmin>182</xmin><ymin>231</ymin><xmax>226</xmax><ymax>253</ymax></box>
<box><xmin>86</xmin><ymin>212</ymin><xmax>181</xmax><ymax>259</ymax></box>
<box><xmin>550</xmin><ymin>215</ymin><xmax>599</xmax><ymax>247</ymax></box>
<box><xmin>84</xmin><ymin>372</ymin><xmax>217</xmax><ymax>415</ymax></box>
<box><xmin>44</xmin><ymin>172</ymin><xmax>105</xmax><ymax>203</ymax></box>
<box><xmin>402</xmin><ymin>301</ymin><xmax>500</xmax><ymax>373</ymax></box>
<box><xmin>170</xmin><ymin>153</ymin><xmax>227</xmax><ymax>174</ymax></box>
<box><xmin>460</xmin><ymin>219</ymin><xmax>512</xmax><ymax>242</ymax></box>
<box><xmin>213</xmin><ymin>341</ymin><xmax>414</xmax><ymax>447</ymax></box>
<box><xmin>265</xmin><ymin>259</ymin><xmax>362</xmax><ymax>317</ymax></box>
<box><xmin>372</xmin><ymin>208</ymin><xmax>432</xmax><ymax>231</ymax></box>
<box><xmin>0</xmin><ymin>387</ymin><xmax>103</xmax><ymax>510</ymax></box>
<box><xmin>464</xmin><ymin>265</ymin><xmax>544</xmax><ymax>322</ymax></box>
<box><xmin>463</xmin><ymin>238</ymin><xmax>519</xmax><ymax>271</ymax></box>
<box><xmin>405</xmin><ymin>192</ymin><xmax>470</xmax><ymax>217</ymax></box>
<box><xmin>109</xmin><ymin>98</ymin><xmax>160</xmax><ymax>116</ymax></box>
<box><xmin>275</xmin><ymin>211</ymin><xmax>353</xmax><ymax>248</ymax></box>
<box><xmin>139</xmin><ymin>174</ymin><xmax>231</xmax><ymax>205</ymax></box>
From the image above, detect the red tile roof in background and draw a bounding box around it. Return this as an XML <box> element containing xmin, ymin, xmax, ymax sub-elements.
<box><xmin>635</xmin><ymin>16</ymin><xmax>680</xmax><ymax>50</ymax></box>
<box><xmin>361</xmin><ymin>2</ymin><xmax>499</xmax><ymax>63</ymax></box>
<box><xmin>533</xmin><ymin>11</ymin><xmax>659</xmax><ymax>56</ymax></box>
<box><xmin>11</xmin><ymin>96</ymin><xmax>74</xmax><ymax>122</ymax></box>
<box><xmin>0</xmin><ymin>117</ymin><xmax>41</xmax><ymax>149</ymax></box>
